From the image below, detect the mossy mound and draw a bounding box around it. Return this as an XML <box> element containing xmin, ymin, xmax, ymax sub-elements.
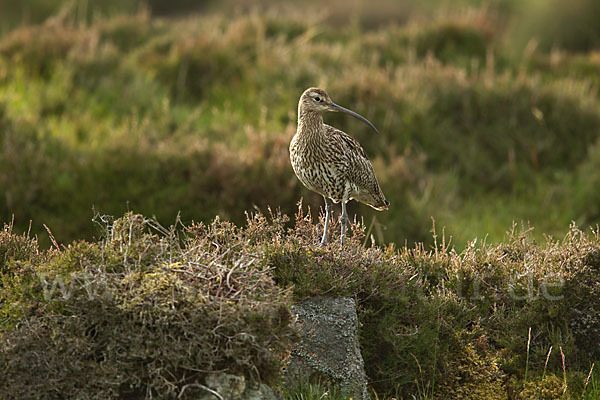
<box><xmin>0</xmin><ymin>213</ymin><xmax>297</xmax><ymax>399</ymax></box>
<box><xmin>2</xmin><ymin>210</ymin><xmax>600</xmax><ymax>399</ymax></box>
<box><xmin>263</xmin><ymin>206</ymin><xmax>600</xmax><ymax>398</ymax></box>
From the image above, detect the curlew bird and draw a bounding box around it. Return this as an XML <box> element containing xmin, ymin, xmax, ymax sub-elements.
<box><xmin>290</xmin><ymin>87</ymin><xmax>389</xmax><ymax>247</ymax></box>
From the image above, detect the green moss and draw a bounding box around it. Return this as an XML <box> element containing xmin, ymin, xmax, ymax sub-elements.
<box><xmin>436</xmin><ymin>338</ymin><xmax>506</xmax><ymax>400</ymax></box>
<box><xmin>518</xmin><ymin>374</ymin><xmax>566</xmax><ymax>400</ymax></box>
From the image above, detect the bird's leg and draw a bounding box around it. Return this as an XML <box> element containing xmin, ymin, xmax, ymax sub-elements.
<box><xmin>340</xmin><ymin>201</ymin><xmax>348</xmax><ymax>247</ymax></box>
<box><xmin>319</xmin><ymin>196</ymin><xmax>331</xmax><ymax>247</ymax></box>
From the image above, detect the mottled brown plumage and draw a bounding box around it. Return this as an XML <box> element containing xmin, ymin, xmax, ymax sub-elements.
<box><xmin>290</xmin><ymin>87</ymin><xmax>389</xmax><ymax>246</ymax></box>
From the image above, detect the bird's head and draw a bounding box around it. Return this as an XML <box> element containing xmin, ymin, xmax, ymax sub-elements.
<box><xmin>299</xmin><ymin>87</ymin><xmax>379</xmax><ymax>134</ymax></box>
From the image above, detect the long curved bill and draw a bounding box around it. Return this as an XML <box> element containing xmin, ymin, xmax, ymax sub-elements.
<box><xmin>328</xmin><ymin>102</ymin><xmax>379</xmax><ymax>134</ymax></box>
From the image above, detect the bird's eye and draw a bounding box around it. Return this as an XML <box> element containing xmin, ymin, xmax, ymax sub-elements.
<box><xmin>314</xmin><ymin>96</ymin><xmax>321</xmax><ymax>102</ymax></box>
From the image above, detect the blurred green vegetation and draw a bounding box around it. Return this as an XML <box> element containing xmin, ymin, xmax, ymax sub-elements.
<box><xmin>0</xmin><ymin>0</ymin><xmax>600</xmax><ymax>249</ymax></box>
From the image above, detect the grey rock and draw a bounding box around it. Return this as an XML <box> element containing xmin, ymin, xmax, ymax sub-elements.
<box><xmin>205</xmin><ymin>374</ymin><xmax>245</xmax><ymax>400</ymax></box>
<box><xmin>243</xmin><ymin>382</ymin><xmax>282</xmax><ymax>400</ymax></box>
<box><xmin>194</xmin><ymin>373</ymin><xmax>281</xmax><ymax>400</ymax></box>
<box><xmin>285</xmin><ymin>296</ymin><xmax>369</xmax><ymax>400</ymax></box>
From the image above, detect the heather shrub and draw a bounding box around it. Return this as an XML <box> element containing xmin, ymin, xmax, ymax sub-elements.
<box><xmin>259</xmin><ymin>206</ymin><xmax>600</xmax><ymax>397</ymax></box>
<box><xmin>0</xmin><ymin>221</ymin><xmax>41</xmax><ymax>267</ymax></box>
<box><xmin>0</xmin><ymin>213</ymin><xmax>297</xmax><ymax>399</ymax></box>
<box><xmin>2</xmin><ymin>210</ymin><xmax>600</xmax><ymax>398</ymax></box>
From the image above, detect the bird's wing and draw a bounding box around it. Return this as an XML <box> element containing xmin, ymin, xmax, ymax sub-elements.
<box><xmin>324</xmin><ymin>124</ymin><xmax>368</xmax><ymax>159</ymax></box>
<box><xmin>324</xmin><ymin>124</ymin><xmax>387</xmax><ymax>208</ymax></box>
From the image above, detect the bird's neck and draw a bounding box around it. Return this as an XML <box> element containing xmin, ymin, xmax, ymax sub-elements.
<box><xmin>297</xmin><ymin>107</ymin><xmax>325</xmax><ymax>140</ymax></box>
